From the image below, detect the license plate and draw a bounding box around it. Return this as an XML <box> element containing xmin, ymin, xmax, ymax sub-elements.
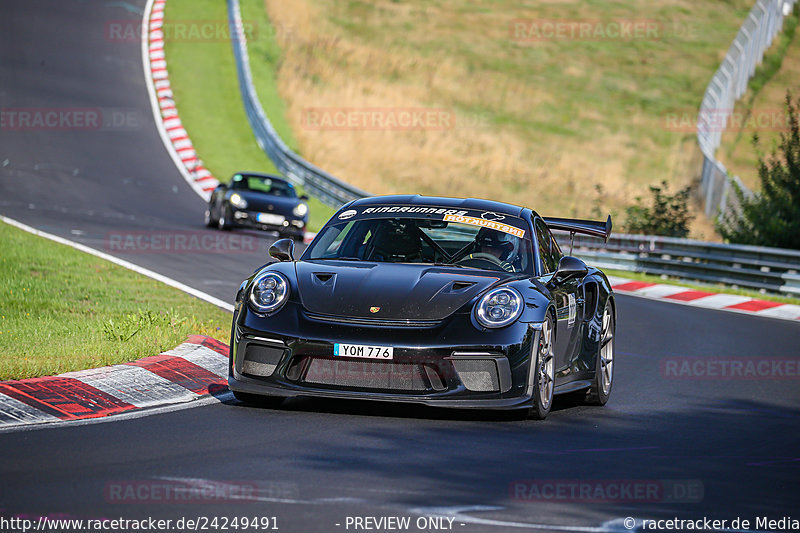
<box><xmin>257</xmin><ymin>213</ymin><xmax>285</xmax><ymax>225</ymax></box>
<box><xmin>334</xmin><ymin>343</ymin><xmax>393</xmax><ymax>360</ymax></box>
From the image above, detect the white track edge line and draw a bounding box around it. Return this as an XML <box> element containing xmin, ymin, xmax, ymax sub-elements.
<box><xmin>141</xmin><ymin>0</ymin><xmax>213</xmax><ymax>201</ymax></box>
<box><xmin>1</xmin><ymin>215</ymin><xmax>234</xmax><ymax>312</ymax></box>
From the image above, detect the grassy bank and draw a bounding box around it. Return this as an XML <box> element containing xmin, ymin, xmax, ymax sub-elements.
<box><xmin>254</xmin><ymin>0</ymin><xmax>766</xmax><ymax>238</ymax></box>
<box><xmin>718</xmin><ymin>10</ymin><xmax>799</xmax><ymax>191</ymax></box>
<box><xmin>163</xmin><ymin>0</ymin><xmax>334</xmax><ymax>230</ymax></box>
<box><xmin>0</xmin><ymin>221</ymin><xmax>231</xmax><ymax>380</ymax></box>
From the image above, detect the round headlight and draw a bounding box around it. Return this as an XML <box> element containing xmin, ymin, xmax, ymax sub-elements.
<box><xmin>474</xmin><ymin>286</ymin><xmax>523</xmax><ymax>328</ymax></box>
<box><xmin>249</xmin><ymin>271</ymin><xmax>289</xmax><ymax>314</ymax></box>
<box><xmin>230</xmin><ymin>193</ymin><xmax>248</xmax><ymax>209</ymax></box>
<box><xmin>293</xmin><ymin>203</ymin><xmax>308</xmax><ymax>217</ymax></box>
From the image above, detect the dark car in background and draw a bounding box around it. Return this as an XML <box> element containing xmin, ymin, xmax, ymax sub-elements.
<box><xmin>228</xmin><ymin>195</ymin><xmax>615</xmax><ymax>419</ymax></box>
<box><xmin>205</xmin><ymin>173</ymin><xmax>309</xmax><ymax>241</ymax></box>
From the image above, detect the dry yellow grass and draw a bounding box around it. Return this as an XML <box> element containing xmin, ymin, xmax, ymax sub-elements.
<box><xmin>717</xmin><ymin>24</ymin><xmax>800</xmax><ymax>191</ymax></box>
<box><xmin>263</xmin><ymin>0</ymin><xmax>754</xmax><ymax>237</ymax></box>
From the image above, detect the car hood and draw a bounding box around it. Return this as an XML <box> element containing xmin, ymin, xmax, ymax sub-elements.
<box><xmin>234</xmin><ymin>191</ymin><xmax>299</xmax><ymax>215</ymax></box>
<box><xmin>294</xmin><ymin>260</ymin><xmax>504</xmax><ymax>320</ymax></box>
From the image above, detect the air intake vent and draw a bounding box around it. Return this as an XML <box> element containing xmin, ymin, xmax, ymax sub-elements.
<box><xmin>451</xmin><ymin>281</ymin><xmax>476</xmax><ymax>291</ymax></box>
<box><xmin>242</xmin><ymin>343</ymin><xmax>286</xmax><ymax>377</ymax></box>
<box><xmin>314</xmin><ymin>273</ymin><xmax>334</xmax><ymax>283</ymax></box>
<box><xmin>451</xmin><ymin>359</ymin><xmax>500</xmax><ymax>392</ymax></box>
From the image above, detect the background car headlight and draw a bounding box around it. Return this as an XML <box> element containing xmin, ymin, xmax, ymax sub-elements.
<box><xmin>293</xmin><ymin>203</ymin><xmax>308</xmax><ymax>217</ymax></box>
<box><xmin>249</xmin><ymin>271</ymin><xmax>289</xmax><ymax>314</ymax></box>
<box><xmin>474</xmin><ymin>286</ymin><xmax>523</xmax><ymax>328</ymax></box>
<box><xmin>229</xmin><ymin>193</ymin><xmax>248</xmax><ymax>209</ymax></box>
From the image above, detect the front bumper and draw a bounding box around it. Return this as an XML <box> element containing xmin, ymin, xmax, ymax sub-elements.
<box><xmin>229</xmin><ymin>209</ymin><xmax>306</xmax><ymax>236</ymax></box>
<box><xmin>228</xmin><ymin>306</ymin><xmax>542</xmax><ymax>410</ymax></box>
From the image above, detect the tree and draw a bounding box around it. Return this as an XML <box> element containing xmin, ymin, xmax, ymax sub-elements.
<box><xmin>718</xmin><ymin>91</ymin><xmax>800</xmax><ymax>250</ymax></box>
<box><xmin>625</xmin><ymin>180</ymin><xmax>693</xmax><ymax>237</ymax></box>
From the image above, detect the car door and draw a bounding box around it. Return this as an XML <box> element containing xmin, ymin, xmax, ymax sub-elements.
<box><xmin>534</xmin><ymin>218</ymin><xmax>583</xmax><ymax>376</ymax></box>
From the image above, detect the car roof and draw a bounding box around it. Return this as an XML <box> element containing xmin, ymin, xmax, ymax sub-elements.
<box><xmin>349</xmin><ymin>195</ymin><xmax>530</xmax><ymax>218</ymax></box>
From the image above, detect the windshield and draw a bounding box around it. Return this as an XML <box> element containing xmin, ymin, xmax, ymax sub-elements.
<box><xmin>231</xmin><ymin>175</ymin><xmax>297</xmax><ymax>198</ymax></box>
<box><xmin>305</xmin><ymin>215</ymin><xmax>533</xmax><ymax>274</ymax></box>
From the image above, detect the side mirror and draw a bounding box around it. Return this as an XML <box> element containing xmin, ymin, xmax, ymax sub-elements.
<box><xmin>300</xmin><ymin>194</ymin><xmax>309</xmax><ymax>201</ymax></box>
<box><xmin>269</xmin><ymin>238</ymin><xmax>295</xmax><ymax>262</ymax></box>
<box><xmin>552</xmin><ymin>256</ymin><xmax>588</xmax><ymax>283</ymax></box>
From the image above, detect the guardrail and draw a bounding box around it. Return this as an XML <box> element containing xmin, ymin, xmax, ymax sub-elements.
<box><xmin>555</xmin><ymin>232</ymin><xmax>800</xmax><ymax>296</ymax></box>
<box><xmin>697</xmin><ymin>0</ymin><xmax>796</xmax><ymax>217</ymax></box>
<box><xmin>226</xmin><ymin>0</ymin><xmax>369</xmax><ymax>207</ymax></box>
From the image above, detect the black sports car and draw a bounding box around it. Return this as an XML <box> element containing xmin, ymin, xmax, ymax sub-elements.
<box><xmin>228</xmin><ymin>195</ymin><xmax>615</xmax><ymax>419</ymax></box>
<box><xmin>205</xmin><ymin>172</ymin><xmax>309</xmax><ymax>241</ymax></box>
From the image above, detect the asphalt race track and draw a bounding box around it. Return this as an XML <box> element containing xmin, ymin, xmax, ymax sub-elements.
<box><xmin>1</xmin><ymin>1</ymin><xmax>799</xmax><ymax>531</ymax></box>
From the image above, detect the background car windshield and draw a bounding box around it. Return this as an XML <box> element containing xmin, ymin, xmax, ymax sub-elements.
<box><xmin>306</xmin><ymin>217</ymin><xmax>533</xmax><ymax>274</ymax></box>
<box><xmin>232</xmin><ymin>175</ymin><xmax>297</xmax><ymax>198</ymax></box>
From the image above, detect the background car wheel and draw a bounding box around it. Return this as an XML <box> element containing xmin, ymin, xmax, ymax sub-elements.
<box><xmin>204</xmin><ymin>208</ymin><xmax>217</xmax><ymax>228</ymax></box>
<box><xmin>232</xmin><ymin>391</ymin><xmax>284</xmax><ymax>408</ymax></box>
<box><xmin>585</xmin><ymin>300</ymin><xmax>615</xmax><ymax>406</ymax></box>
<box><xmin>530</xmin><ymin>313</ymin><xmax>555</xmax><ymax>420</ymax></box>
<box><xmin>218</xmin><ymin>206</ymin><xmax>231</xmax><ymax>231</ymax></box>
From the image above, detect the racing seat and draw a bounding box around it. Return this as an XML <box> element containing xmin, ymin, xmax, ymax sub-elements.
<box><xmin>365</xmin><ymin>221</ymin><xmax>423</xmax><ymax>263</ymax></box>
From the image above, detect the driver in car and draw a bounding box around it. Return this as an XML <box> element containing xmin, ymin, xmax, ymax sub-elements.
<box><xmin>466</xmin><ymin>228</ymin><xmax>516</xmax><ymax>272</ymax></box>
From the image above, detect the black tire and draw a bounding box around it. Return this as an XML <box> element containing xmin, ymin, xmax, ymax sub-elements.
<box><xmin>204</xmin><ymin>206</ymin><xmax>217</xmax><ymax>228</ymax></box>
<box><xmin>218</xmin><ymin>205</ymin><xmax>231</xmax><ymax>231</ymax></box>
<box><xmin>232</xmin><ymin>390</ymin><xmax>284</xmax><ymax>408</ymax></box>
<box><xmin>585</xmin><ymin>300</ymin><xmax>615</xmax><ymax>406</ymax></box>
<box><xmin>529</xmin><ymin>313</ymin><xmax>555</xmax><ymax>420</ymax></box>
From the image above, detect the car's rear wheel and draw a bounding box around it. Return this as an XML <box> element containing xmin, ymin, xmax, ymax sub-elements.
<box><xmin>232</xmin><ymin>390</ymin><xmax>284</xmax><ymax>408</ymax></box>
<box><xmin>585</xmin><ymin>300</ymin><xmax>615</xmax><ymax>405</ymax></box>
<box><xmin>530</xmin><ymin>314</ymin><xmax>555</xmax><ymax>420</ymax></box>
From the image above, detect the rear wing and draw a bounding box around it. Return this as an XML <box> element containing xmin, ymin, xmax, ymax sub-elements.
<box><xmin>543</xmin><ymin>215</ymin><xmax>612</xmax><ymax>243</ymax></box>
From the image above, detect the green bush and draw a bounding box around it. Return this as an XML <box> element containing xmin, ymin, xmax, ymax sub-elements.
<box><xmin>718</xmin><ymin>91</ymin><xmax>800</xmax><ymax>250</ymax></box>
<box><xmin>625</xmin><ymin>180</ymin><xmax>693</xmax><ymax>237</ymax></box>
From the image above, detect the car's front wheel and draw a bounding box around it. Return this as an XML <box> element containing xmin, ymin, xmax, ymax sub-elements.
<box><xmin>585</xmin><ymin>300</ymin><xmax>615</xmax><ymax>405</ymax></box>
<box><xmin>218</xmin><ymin>205</ymin><xmax>231</xmax><ymax>230</ymax></box>
<box><xmin>529</xmin><ymin>313</ymin><xmax>555</xmax><ymax>420</ymax></box>
<box><xmin>204</xmin><ymin>207</ymin><xmax>217</xmax><ymax>228</ymax></box>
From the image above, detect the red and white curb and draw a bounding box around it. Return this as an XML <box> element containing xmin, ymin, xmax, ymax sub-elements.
<box><xmin>143</xmin><ymin>0</ymin><xmax>219</xmax><ymax>199</ymax></box>
<box><xmin>607</xmin><ymin>275</ymin><xmax>800</xmax><ymax>321</ymax></box>
<box><xmin>0</xmin><ymin>336</ymin><xmax>230</xmax><ymax>430</ymax></box>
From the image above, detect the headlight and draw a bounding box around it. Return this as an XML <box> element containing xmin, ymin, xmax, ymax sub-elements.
<box><xmin>474</xmin><ymin>286</ymin><xmax>523</xmax><ymax>328</ymax></box>
<box><xmin>248</xmin><ymin>271</ymin><xmax>289</xmax><ymax>314</ymax></box>
<box><xmin>230</xmin><ymin>193</ymin><xmax>248</xmax><ymax>209</ymax></box>
<box><xmin>293</xmin><ymin>203</ymin><xmax>308</xmax><ymax>217</ymax></box>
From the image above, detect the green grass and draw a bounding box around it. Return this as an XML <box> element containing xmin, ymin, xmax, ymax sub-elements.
<box><xmin>603</xmin><ymin>268</ymin><xmax>800</xmax><ymax>306</ymax></box>
<box><xmin>0</xmin><ymin>221</ymin><xmax>231</xmax><ymax>380</ymax></box>
<box><xmin>163</xmin><ymin>0</ymin><xmax>334</xmax><ymax>231</ymax></box>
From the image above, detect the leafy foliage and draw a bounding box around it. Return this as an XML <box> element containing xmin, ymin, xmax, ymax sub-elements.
<box><xmin>625</xmin><ymin>181</ymin><xmax>693</xmax><ymax>237</ymax></box>
<box><xmin>718</xmin><ymin>91</ymin><xmax>800</xmax><ymax>250</ymax></box>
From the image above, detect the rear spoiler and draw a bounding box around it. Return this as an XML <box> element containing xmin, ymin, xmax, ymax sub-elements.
<box><xmin>543</xmin><ymin>215</ymin><xmax>612</xmax><ymax>242</ymax></box>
